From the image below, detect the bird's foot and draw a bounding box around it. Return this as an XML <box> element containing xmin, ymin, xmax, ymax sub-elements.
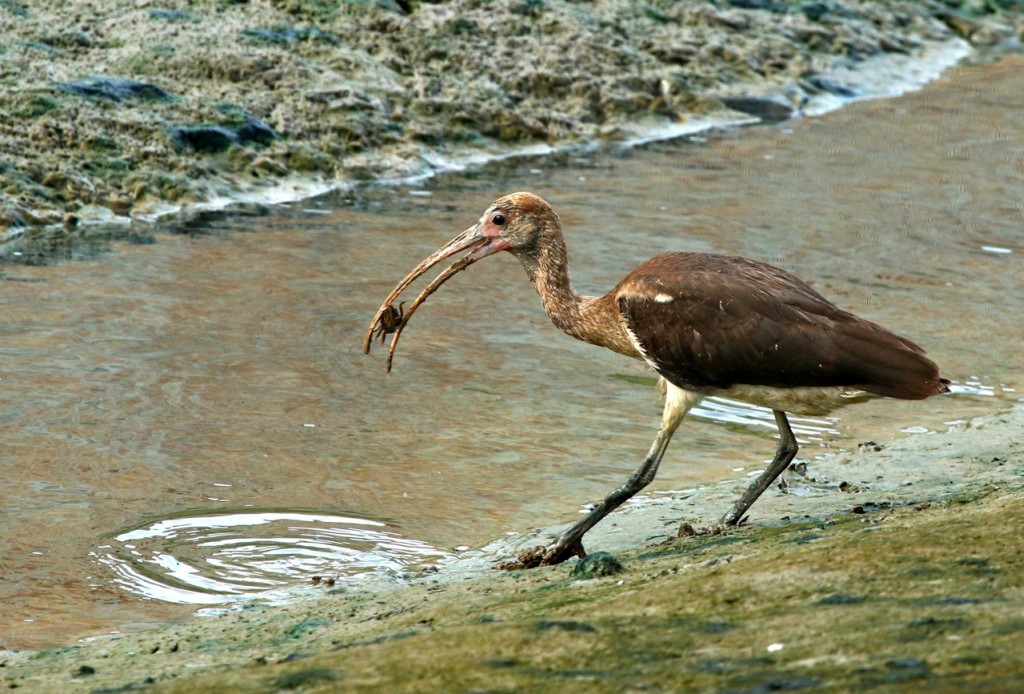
<box><xmin>678</xmin><ymin>515</ymin><xmax>747</xmax><ymax>538</ymax></box>
<box><xmin>496</xmin><ymin>538</ymin><xmax>587</xmax><ymax>570</ymax></box>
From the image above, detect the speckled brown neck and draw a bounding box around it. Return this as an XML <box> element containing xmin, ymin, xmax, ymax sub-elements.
<box><xmin>518</xmin><ymin>218</ymin><xmax>639</xmax><ymax>360</ymax></box>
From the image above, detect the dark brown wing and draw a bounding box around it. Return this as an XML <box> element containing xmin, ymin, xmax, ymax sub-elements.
<box><xmin>616</xmin><ymin>253</ymin><xmax>948</xmax><ymax>399</ymax></box>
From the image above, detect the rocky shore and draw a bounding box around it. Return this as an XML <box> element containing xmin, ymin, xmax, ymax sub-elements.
<box><xmin>1</xmin><ymin>0</ymin><xmax>1021</xmax><ymax>239</ymax></box>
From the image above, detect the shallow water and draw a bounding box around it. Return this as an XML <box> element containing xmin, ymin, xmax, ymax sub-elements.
<box><xmin>2</xmin><ymin>55</ymin><xmax>1022</xmax><ymax>649</ymax></box>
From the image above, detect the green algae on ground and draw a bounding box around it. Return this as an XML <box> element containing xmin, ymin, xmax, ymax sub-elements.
<box><xmin>177</xmin><ymin>494</ymin><xmax>1024</xmax><ymax>693</ymax></box>
<box><xmin>4</xmin><ymin>485</ymin><xmax>1022</xmax><ymax>692</ymax></box>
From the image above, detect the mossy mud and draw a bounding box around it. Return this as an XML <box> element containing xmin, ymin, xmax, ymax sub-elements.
<box><xmin>2</xmin><ymin>0</ymin><xmax>1022</xmax><ymax>238</ymax></box>
<box><xmin>3</xmin><ymin>403</ymin><xmax>1022</xmax><ymax>691</ymax></box>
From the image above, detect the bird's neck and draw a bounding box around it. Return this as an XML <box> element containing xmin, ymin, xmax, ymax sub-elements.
<box><xmin>522</xmin><ymin>235</ymin><xmax>639</xmax><ymax>359</ymax></box>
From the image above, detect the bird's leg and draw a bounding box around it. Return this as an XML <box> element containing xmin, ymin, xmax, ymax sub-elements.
<box><xmin>538</xmin><ymin>425</ymin><xmax>676</xmax><ymax>565</ymax></box>
<box><xmin>716</xmin><ymin>409</ymin><xmax>799</xmax><ymax>529</ymax></box>
<box><xmin>530</xmin><ymin>384</ymin><xmax>699</xmax><ymax>567</ymax></box>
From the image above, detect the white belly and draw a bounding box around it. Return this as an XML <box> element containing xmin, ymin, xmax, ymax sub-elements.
<box><xmin>710</xmin><ymin>383</ymin><xmax>878</xmax><ymax>416</ymax></box>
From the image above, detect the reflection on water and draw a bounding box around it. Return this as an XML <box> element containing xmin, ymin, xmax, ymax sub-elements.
<box><xmin>948</xmin><ymin>378</ymin><xmax>1006</xmax><ymax>398</ymax></box>
<box><xmin>93</xmin><ymin>510</ymin><xmax>449</xmax><ymax>604</ymax></box>
<box><xmin>1</xmin><ymin>56</ymin><xmax>1023</xmax><ymax>650</ymax></box>
<box><xmin>696</xmin><ymin>396</ymin><xmax>840</xmax><ymax>442</ymax></box>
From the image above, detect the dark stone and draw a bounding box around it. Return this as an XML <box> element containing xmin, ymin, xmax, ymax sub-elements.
<box><xmin>170</xmin><ymin>125</ymin><xmax>236</xmax><ymax>153</ymax></box>
<box><xmin>87</xmin><ymin>682</ymin><xmax>149</xmax><ymax>693</ymax></box>
<box><xmin>956</xmin><ymin>556</ymin><xmax>991</xmax><ymax>567</ymax></box>
<box><xmin>284</xmin><ymin>618</ymin><xmax>329</xmax><ymax>638</ymax></box>
<box><xmin>874</xmin><ymin>657</ymin><xmax>932</xmax><ymax>683</ymax></box>
<box><xmin>234</xmin><ymin>117</ymin><xmax>277</xmax><ymax>146</ymax></box>
<box><xmin>275</xmin><ymin>669</ymin><xmax>337</xmax><ymax>690</ymax></box>
<box><xmin>484</xmin><ymin>657</ymin><xmax>519</xmax><ymax>668</ymax></box>
<box><xmin>167</xmin><ymin>203</ymin><xmax>271</xmax><ymax>235</ymax></box>
<box><xmin>570</xmin><ymin>551</ymin><xmax>625</xmax><ymax>578</ymax></box>
<box><xmin>805</xmin><ymin>75</ymin><xmax>863</xmax><ymax>98</ymax></box>
<box><xmin>149</xmin><ymin>9</ymin><xmax>194</xmax><ymax>22</ymax></box>
<box><xmin>728</xmin><ymin>0</ymin><xmax>788</xmax><ymax>11</ymax></box>
<box><xmin>729</xmin><ymin>677</ymin><xmax>821</xmax><ymax>692</ymax></box>
<box><xmin>20</xmin><ymin>40</ymin><xmax>63</xmax><ymax>58</ymax></box>
<box><xmin>536</xmin><ymin>620</ymin><xmax>598</xmax><ymax>633</ymax></box>
<box><xmin>241</xmin><ymin>26</ymin><xmax>340</xmax><ymax>45</ymax></box>
<box><xmin>0</xmin><ymin>0</ymin><xmax>29</xmax><ymax>17</ymax></box>
<box><xmin>720</xmin><ymin>96</ymin><xmax>794</xmax><ymax>122</ymax></box>
<box><xmin>169</xmin><ymin>116</ymin><xmax>276</xmax><ymax>153</ymax></box>
<box><xmin>918</xmin><ymin>596</ymin><xmax>983</xmax><ymax>606</ymax></box>
<box><xmin>817</xmin><ymin>593</ymin><xmax>864</xmax><ymax>605</ymax></box>
<box><xmin>54</xmin><ymin>78</ymin><xmax>174</xmax><ymax>103</ymax></box>
<box><xmin>907</xmin><ymin>616</ymin><xmax>970</xmax><ymax>630</ymax></box>
<box><xmin>800</xmin><ymin>2</ymin><xmax>832</xmax><ymax>22</ymax></box>
<box><xmin>698</xmin><ymin>620</ymin><xmax>735</xmax><ymax>634</ymax></box>
<box><xmin>332</xmin><ymin>629</ymin><xmax>419</xmax><ymax>650</ymax></box>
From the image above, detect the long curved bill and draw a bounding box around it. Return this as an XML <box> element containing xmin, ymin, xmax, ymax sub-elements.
<box><xmin>363</xmin><ymin>222</ymin><xmax>510</xmax><ymax>371</ymax></box>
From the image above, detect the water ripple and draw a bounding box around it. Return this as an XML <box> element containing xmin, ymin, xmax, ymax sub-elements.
<box><xmin>93</xmin><ymin>510</ymin><xmax>450</xmax><ymax>605</ymax></box>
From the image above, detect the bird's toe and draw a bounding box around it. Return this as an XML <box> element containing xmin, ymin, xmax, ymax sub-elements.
<box><xmin>496</xmin><ymin>545</ymin><xmax>548</xmax><ymax>570</ymax></box>
<box><xmin>678</xmin><ymin>518</ymin><xmax>743</xmax><ymax>537</ymax></box>
<box><xmin>539</xmin><ymin>538</ymin><xmax>587</xmax><ymax>566</ymax></box>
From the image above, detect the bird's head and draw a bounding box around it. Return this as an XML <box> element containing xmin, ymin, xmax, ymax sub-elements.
<box><xmin>478</xmin><ymin>191</ymin><xmax>559</xmax><ymax>259</ymax></box>
<box><xmin>362</xmin><ymin>192</ymin><xmax>562</xmax><ymax>369</ymax></box>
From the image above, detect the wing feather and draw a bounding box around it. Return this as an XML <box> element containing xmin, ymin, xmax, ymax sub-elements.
<box><xmin>616</xmin><ymin>253</ymin><xmax>947</xmax><ymax>399</ymax></box>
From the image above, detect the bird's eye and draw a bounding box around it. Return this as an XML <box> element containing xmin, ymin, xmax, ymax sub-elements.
<box><xmin>491</xmin><ymin>213</ymin><xmax>507</xmax><ymax>226</ymax></box>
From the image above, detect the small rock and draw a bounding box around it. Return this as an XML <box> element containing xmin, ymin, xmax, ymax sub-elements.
<box><xmin>240</xmin><ymin>27</ymin><xmax>340</xmax><ymax>46</ymax></box>
<box><xmin>817</xmin><ymin>593</ymin><xmax>864</xmax><ymax>605</ymax></box>
<box><xmin>54</xmin><ymin>78</ymin><xmax>173</xmax><ymax>102</ymax></box>
<box><xmin>484</xmin><ymin>657</ymin><xmax>519</xmax><ymax>668</ymax></box>
<box><xmin>804</xmin><ymin>75</ymin><xmax>862</xmax><ymax>98</ymax></box>
<box><xmin>938</xmin><ymin>13</ymin><xmax>982</xmax><ymax>40</ymax></box>
<box><xmin>169</xmin><ymin>114</ymin><xmax>276</xmax><ymax>154</ymax></box>
<box><xmin>720</xmin><ymin>96</ymin><xmax>794</xmax><ymax>122</ymax></box>
<box><xmin>571</xmin><ymin>551</ymin><xmax>625</xmax><ymax>578</ymax></box>
<box><xmin>169</xmin><ymin>125</ymin><xmax>237</xmax><ymax>154</ymax></box>
<box><xmin>536</xmin><ymin>620</ymin><xmax>597</xmax><ymax>633</ymax></box>
<box><xmin>274</xmin><ymin>669</ymin><xmax>337</xmax><ymax>690</ymax></box>
<box><xmin>149</xmin><ymin>9</ymin><xmax>194</xmax><ymax>22</ymax></box>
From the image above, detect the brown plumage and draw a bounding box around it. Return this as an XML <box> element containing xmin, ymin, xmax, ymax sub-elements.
<box><xmin>364</xmin><ymin>192</ymin><xmax>949</xmax><ymax>567</ymax></box>
<box><xmin>616</xmin><ymin>253</ymin><xmax>946</xmax><ymax>402</ymax></box>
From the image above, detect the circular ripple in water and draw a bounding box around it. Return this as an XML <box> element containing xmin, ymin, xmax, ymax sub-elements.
<box><xmin>93</xmin><ymin>509</ymin><xmax>451</xmax><ymax>604</ymax></box>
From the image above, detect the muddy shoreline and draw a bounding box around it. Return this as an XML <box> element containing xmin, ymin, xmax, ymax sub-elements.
<box><xmin>2</xmin><ymin>1</ymin><xmax>1022</xmax><ymax>244</ymax></box>
<box><xmin>3</xmin><ymin>402</ymin><xmax>1022</xmax><ymax>691</ymax></box>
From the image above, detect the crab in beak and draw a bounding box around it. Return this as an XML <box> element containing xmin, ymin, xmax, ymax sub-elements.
<box><xmin>362</xmin><ymin>215</ymin><xmax>511</xmax><ymax>371</ymax></box>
